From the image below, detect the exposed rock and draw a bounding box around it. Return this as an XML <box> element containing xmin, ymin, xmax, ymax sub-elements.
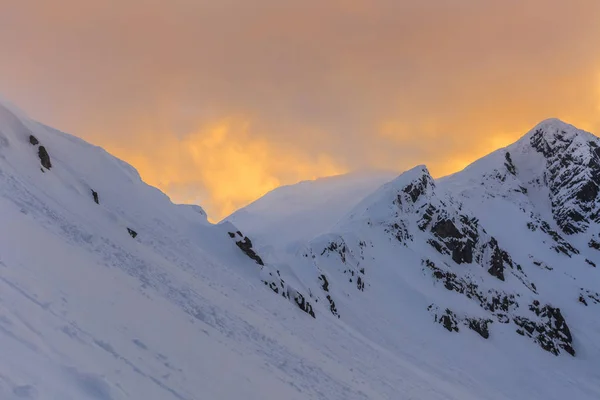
<box><xmin>291</xmin><ymin>290</ymin><xmax>315</xmax><ymax>318</ymax></box>
<box><xmin>326</xmin><ymin>295</ymin><xmax>340</xmax><ymax>318</ymax></box>
<box><xmin>319</xmin><ymin>274</ymin><xmax>329</xmax><ymax>292</ymax></box>
<box><xmin>29</xmin><ymin>134</ymin><xmax>39</xmax><ymax>145</ymax></box>
<box><xmin>127</xmin><ymin>228</ymin><xmax>138</xmax><ymax>238</ymax></box>
<box><xmin>38</xmin><ymin>146</ymin><xmax>52</xmax><ymax>169</ymax></box>
<box><xmin>485</xmin><ymin>238</ymin><xmax>506</xmax><ymax>281</ymax></box>
<box><xmin>423</xmin><ymin>259</ymin><xmax>518</xmax><ymax>326</ymax></box>
<box><xmin>514</xmin><ymin>302</ymin><xmax>575</xmax><ymax>356</ymax></box>
<box><xmin>229</xmin><ymin>232</ymin><xmax>264</xmax><ymax>266</ymax></box>
<box><xmin>585</xmin><ymin>259</ymin><xmax>596</xmax><ymax>267</ymax></box>
<box><xmin>428</xmin><ymin>305</ymin><xmax>458</xmax><ymax>332</ymax></box>
<box><xmin>91</xmin><ymin>189</ymin><xmax>99</xmax><ymax>204</ymax></box>
<box><xmin>403</xmin><ymin>173</ymin><xmax>433</xmax><ymax>203</ymax></box>
<box><xmin>530</xmin><ymin>127</ymin><xmax>600</xmax><ymax>235</ymax></box>
<box><xmin>588</xmin><ymin>237</ymin><xmax>600</xmax><ymax>250</ymax></box>
<box><xmin>430</xmin><ymin>217</ymin><xmax>476</xmax><ymax>264</ymax></box>
<box><xmin>466</xmin><ymin>317</ymin><xmax>492</xmax><ymax>339</ymax></box>
<box><xmin>504</xmin><ymin>152</ymin><xmax>516</xmax><ymax>175</ymax></box>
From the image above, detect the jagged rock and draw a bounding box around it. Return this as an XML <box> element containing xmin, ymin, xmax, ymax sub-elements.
<box><xmin>530</xmin><ymin>127</ymin><xmax>600</xmax><ymax>235</ymax></box>
<box><xmin>504</xmin><ymin>152</ymin><xmax>516</xmax><ymax>175</ymax></box>
<box><xmin>38</xmin><ymin>146</ymin><xmax>52</xmax><ymax>169</ymax></box>
<box><xmin>423</xmin><ymin>259</ymin><xmax>518</xmax><ymax>326</ymax></box>
<box><xmin>403</xmin><ymin>174</ymin><xmax>432</xmax><ymax>203</ymax></box>
<box><xmin>514</xmin><ymin>302</ymin><xmax>575</xmax><ymax>356</ymax></box>
<box><xmin>486</xmin><ymin>238</ymin><xmax>506</xmax><ymax>281</ymax></box>
<box><xmin>436</xmin><ymin>308</ymin><xmax>459</xmax><ymax>332</ymax></box>
<box><xmin>29</xmin><ymin>135</ymin><xmax>39</xmax><ymax>145</ymax></box>
<box><xmin>319</xmin><ymin>274</ymin><xmax>329</xmax><ymax>292</ymax></box>
<box><xmin>430</xmin><ymin>218</ymin><xmax>475</xmax><ymax>264</ymax></box>
<box><xmin>356</xmin><ymin>276</ymin><xmax>364</xmax><ymax>291</ymax></box>
<box><xmin>585</xmin><ymin>259</ymin><xmax>596</xmax><ymax>267</ymax></box>
<box><xmin>127</xmin><ymin>228</ymin><xmax>138</xmax><ymax>238</ymax></box>
<box><xmin>91</xmin><ymin>189</ymin><xmax>99</xmax><ymax>204</ymax></box>
<box><xmin>229</xmin><ymin>232</ymin><xmax>264</xmax><ymax>266</ymax></box>
<box><xmin>326</xmin><ymin>295</ymin><xmax>340</xmax><ymax>318</ymax></box>
<box><xmin>291</xmin><ymin>290</ymin><xmax>315</xmax><ymax>318</ymax></box>
<box><xmin>466</xmin><ymin>317</ymin><xmax>492</xmax><ymax>339</ymax></box>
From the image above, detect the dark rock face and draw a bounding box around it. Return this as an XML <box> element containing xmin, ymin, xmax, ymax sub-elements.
<box><xmin>588</xmin><ymin>237</ymin><xmax>600</xmax><ymax>250</ymax></box>
<box><xmin>319</xmin><ymin>274</ymin><xmax>329</xmax><ymax>292</ymax></box>
<box><xmin>403</xmin><ymin>173</ymin><xmax>434</xmax><ymax>203</ymax></box>
<box><xmin>467</xmin><ymin>318</ymin><xmax>492</xmax><ymax>339</ymax></box>
<box><xmin>326</xmin><ymin>295</ymin><xmax>339</xmax><ymax>317</ymax></box>
<box><xmin>91</xmin><ymin>189</ymin><xmax>99</xmax><ymax>204</ymax></box>
<box><xmin>585</xmin><ymin>259</ymin><xmax>596</xmax><ymax>267</ymax></box>
<box><xmin>514</xmin><ymin>302</ymin><xmax>574</xmax><ymax>356</ymax></box>
<box><xmin>292</xmin><ymin>291</ymin><xmax>315</xmax><ymax>318</ymax></box>
<box><xmin>127</xmin><ymin>228</ymin><xmax>138</xmax><ymax>238</ymax></box>
<box><xmin>38</xmin><ymin>146</ymin><xmax>52</xmax><ymax>169</ymax></box>
<box><xmin>428</xmin><ymin>305</ymin><xmax>459</xmax><ymax>332</ymax></box>
<box><xmin>430</xmin><ymin>217</ymin><xmax>476</xmax><ymax>264</ymax></box>
<box><xmin>485</xmin><ymin>238</ymin><xmax>506</xmax><ymax>281</ymax></box>
<box><xmin>423</xmin><ymin>259</ymin><xmax>518</xmax><ymax>321</ymax></box>
<box><xmin>504</xmin><ymin>152</ymin><xmax>517</xmax><ymax>175</ymax></box>
<box><xmin>530</xmin><ymin>127</ymin><xmax>600</xmax><ymax>235</ymax></box>
<box><xmin>228</xmin><ymin>231</ymin><xmax>264</xmax><ymax>266</ymax></box>
<box><xmin>29</xmin><ymin>135</ymin><xmax>39</xmax><ymax>145</ymax></box>
<box><xmin>262</xmin><ymin>271</ymin><xmax>317</xmax><ymax>318</ymax></box>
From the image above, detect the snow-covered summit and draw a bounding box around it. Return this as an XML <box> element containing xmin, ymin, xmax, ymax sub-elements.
<box><xmin>229</xmin><ymin>117</ymin><xmax>600</xmax><ymax>398</ymax></box>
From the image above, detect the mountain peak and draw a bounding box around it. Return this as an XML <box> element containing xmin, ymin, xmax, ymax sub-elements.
<box><xmin>520</xmin><ymin>118</ymin><xmax>598</xmax><ymax>156</ymax></box>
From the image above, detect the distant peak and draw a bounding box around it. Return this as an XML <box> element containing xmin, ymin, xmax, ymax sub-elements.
<box><xmin>382</xmin><ymin>164</ymin><xmax>435</xmax><ymax>204</ymax></box>
<box><xmin>528</xmin><ymin>118</ymin><xmax>582</xmax><ymax>136</ymax></box>
<box><xmin>391</xmin><ymin>165</ymin><xmax>432</xmax><ymax>184</ymax></box>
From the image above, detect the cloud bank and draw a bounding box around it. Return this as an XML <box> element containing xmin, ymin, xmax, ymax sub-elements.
<box><xmin>2</xmin><ymin>0</ymin><xmax>599</xmax><ymax>219</ymax></box>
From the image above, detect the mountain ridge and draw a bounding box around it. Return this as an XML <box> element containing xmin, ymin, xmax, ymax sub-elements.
<box><xmin>1</xmin><ymin>98</ymin><xmax>599</xmax><ymax>400</ymax></box>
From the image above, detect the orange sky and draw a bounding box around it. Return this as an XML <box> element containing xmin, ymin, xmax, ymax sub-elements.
<box><xmin>2</xmin><ymin>0</ymin><xmax>600</xmax><ymax>220</ymax></box>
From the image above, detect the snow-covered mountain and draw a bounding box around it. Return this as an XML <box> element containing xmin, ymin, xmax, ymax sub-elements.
<box><xmin>226</xmin><ymin>170</ymin><xmax>397</xmax><ymax>250</ymax></box>
<box><xmin>226</xmin><ymin>119</ymin><xmax>600</xmax><ymax>396</ymax></box>
<box><xmin>1</xmin><ymin>96</ymin><xmax>599</xmax><ymax>400</ymax></box>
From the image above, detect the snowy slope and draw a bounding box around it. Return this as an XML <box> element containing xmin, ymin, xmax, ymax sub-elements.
<box><xmin>0</xmin><ymin>100</ymin><xmax>424</xmax><ymax>400</ymax></box>
<box><xmin>226</xmin><ymin>170</ymin><xmax>397</xmax><ymax>251</ymax></box>
<box><xmin>1</xmin><ymin>96</ymin><xmax>600</xmax><ymax>400</ymax></box>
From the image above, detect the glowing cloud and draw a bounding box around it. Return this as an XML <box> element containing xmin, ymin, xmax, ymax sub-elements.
<box><xmin>1</xmin><ymin>0</ymin><xmax>600</xmax><ymax>219</ymax></box>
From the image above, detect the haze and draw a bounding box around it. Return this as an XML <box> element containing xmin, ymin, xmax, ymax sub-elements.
<box><xmin>1</xmin><ymin>0</ymin><xmax>599</xmax><ymax>220</ymax></box>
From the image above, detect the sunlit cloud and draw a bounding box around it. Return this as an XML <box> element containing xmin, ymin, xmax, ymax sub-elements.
<box><xmin>1</xmin><ymin>0</ymin><xmax>600</xmax><ymax>220</ymax></box>
<box><xmin>96</xmin><ymin>118</ymin><xmax>346</xmax><ymax>220</ymax></box>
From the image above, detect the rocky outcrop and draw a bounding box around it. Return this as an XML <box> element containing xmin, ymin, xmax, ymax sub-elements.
<box><xmin>29</xmin><ymin>134</ymin><xmax>39</xmax><ymax>145</ymax></box>
<box><xmin>91</xmin><ymin>189</ymin><xmax>99</xmax><ymax>204</ymax></box>
<box><xmin>228</xmin><ymin>231</ymin><xmax>264</xmax><ymax>266</ymax></box>
<box><xmin>38</xmin><ymin>146</ymin><xmax>52</xmax><ymax>170</ymax></box>
<box><xmin>261</xmin><ymin>270</ymin><xmax>316</xmax><ymax>318</ymax></box>
<box><xmin>428</xmin><ymin>305</ymin><xmax>459</xmax><ymax>332</ymax></box>
<box><xmin>530</xmin><ymin>125</ymin><xmax>600</xmax><ymax>235</ymax></box>
<box><xmin>466</xmin><ymin>317</ymin><xmax>492</xmax><ymax>339</ymax></box>
<box><xmin>127</xmin><ymin>228</ymin><xmax>138</xmax><ymax>238</ymax></box>
<box><xmin>514</xmin><ymin>301</ymin><xmax>574</xmax><ymax>356</ymax></box>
